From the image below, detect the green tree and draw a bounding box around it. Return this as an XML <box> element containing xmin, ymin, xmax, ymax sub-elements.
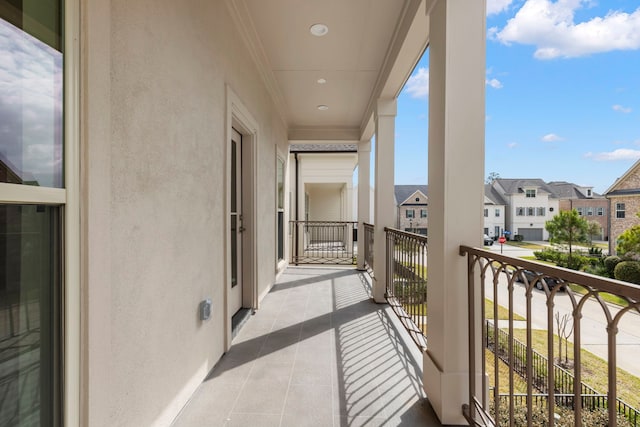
<box><xmin>616</xmin><ymin>213</ymin><xmax>640</xmax><ymax>256</ymax></box>
<box><xmin>586</xmin><ymin>220</ymin><xmax>601</xmax><ymax>246</ymax></box>
<box><xmin>545</xmin><ymin>209</ymin><xmax>588</xmax><ymax>267</ymax></box>
<box><xmin>485</xmin><ymin>172</ymin><xmax>500</xmax><ymax>184</ymax></box>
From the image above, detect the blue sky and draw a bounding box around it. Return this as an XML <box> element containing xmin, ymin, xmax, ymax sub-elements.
<box><xmin>395</xmin><ymin>0</ymin><xmax>640</xmax><ymax>194</ymax></box>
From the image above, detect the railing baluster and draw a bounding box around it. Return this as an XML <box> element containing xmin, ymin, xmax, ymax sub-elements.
<box><xmin>460</xmin><ymin>245</ymin><xmax>640</xmax><ymax>427</ymax></box>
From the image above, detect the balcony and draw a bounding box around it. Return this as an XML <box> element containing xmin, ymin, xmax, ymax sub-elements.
<box><xmin>172</xmin><ymin>265</ymin><xmax>442</xmax><ymax>426</ymax></box>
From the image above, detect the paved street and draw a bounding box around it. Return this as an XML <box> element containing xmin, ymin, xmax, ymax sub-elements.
<box><xmin>485</xmin><ymin>270</ymin><xmax>640</xmax><ymax>379</ymax></box>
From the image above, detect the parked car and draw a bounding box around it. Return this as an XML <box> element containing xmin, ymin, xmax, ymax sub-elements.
<box><xmin>483</xmin><ymin>234</ymin><xmax>494</xmax><ymax>246</ymax></box>
<box><xmin>515</xmin><ymin>269</ymin><xmax>564</xmax><ymax>291</ymax></box>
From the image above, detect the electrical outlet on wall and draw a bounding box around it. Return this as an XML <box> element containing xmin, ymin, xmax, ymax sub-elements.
<box><xmin>199</xmin><ymin>299</ymin><xmax>212</xmax><ymax>321</ymax></box>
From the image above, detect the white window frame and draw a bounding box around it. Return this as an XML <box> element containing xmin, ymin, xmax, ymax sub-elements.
<box><xmin>525</xmin><ymin>189</ymin><xmax>536</xmax><ymax>198</ymax></box>
<box><xmin>597</xmin><ymin>207</ymin><xmax>604</xmax><ymax>216</ymax></box>
<box><xmin>495</xmin><ymin>208</ymin><xmax>500</xmax><ymax>217</ymax></box>
<box><xmin>406</xmin><ymin>209</ymin><xmax>415</xmax><ymax>218</ymax></box>
<box><xmin>537</xmin><ymin>207</ymin><xmax>545</xmax><ymax>216</ymax></box>
<box><xmin>0</xmin><ymin>3</ymin><xmax>81</xmax><ymax>424</ymax></box>
<box><xmin>483</xmin><ymin>208</ymin><xmax>488</xmax><ymax>217</ymax></box>
<box><xmin>516</xmin><ymin>207</ymin><xmax>524</xmax><ymax>216</ymax></box>
<box><xmin>420</xmin><ymin>209</ymin><xmax>427</xmax><ymax>218</ymax></box>
<box><xmin>616</xmin><ymin>203</ymin><xmax>626</xmax><ymax>219</ymax></box>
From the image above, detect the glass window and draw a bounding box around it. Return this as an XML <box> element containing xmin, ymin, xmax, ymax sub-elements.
<box><xmin>406</xmin><ymin>209</ymin><xmax>414</xmax><ymax>218</ymax></box>
<box><xmin>527</xmin><ymin>207</ymin><xmax>534</xmax><ymax>216</ymax></box>
<box><xmin>276</xmin><ymin>157</ymin><xmax>284</xmax><ymax>261</ymax></box>
<box><xmin>586</xmin><ymin>207</ymin><xmax>593</xmax><ymax>216</ymax></box>
<box><xmin>483</xmin><ymin>208</ymin><xmax>488</xmax><ymax>217</ymax></box>
<box><xmin>0</xmin><ymin>6</ymin><xmax>64</xmax><ymax>188</ymax></box>
<box><xmin>537</xmin><ymin>207</ymin><xmax>545</xmax><ymax>216</ymax></box>
<box><xmin>597</xmin><ymin>207</ymin><xmax>604</xmax><ymax>216</ymax></box>
<box><xmin>516</xmin><ymin>207</ymin><xmax>524</xmax><ymax>216</ymax></box>
<box><xmin>525</xmin><ymin>189</ymin><xmax>536</xmax><ymax>198</ymax></box>
<box><xmin>576</xmin><ymin>207</ymin><xmax>583</xmax><ymax>216</ymax></box>
<box><xmin>1</xmin><ymin>3</ymin><xmax>65</xmax><ymax>425</ymax></box>
<box><xmin>616</xmin><ymin>203</ymin><xmax>625</xmax><ymax>219</ymax></box>
<box><xmin>420</xmin><ymin>209</ymin><xmax>427</xmax><ymax>218</ymax></box>
<box><xmin>0</xmin><ymin>204</ymin><xmax>61</xmax><ymax>425</ymax></box>
<box><xmin>495</xmin><ymin>209</ymin><xmax>500</xmax><ymax>217</ymax></box>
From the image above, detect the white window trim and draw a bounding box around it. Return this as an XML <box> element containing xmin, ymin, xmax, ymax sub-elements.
<box><xmin>0</xmin><ymin>2</ymin><xmax>81</xmax><ymax>424</ymax></box>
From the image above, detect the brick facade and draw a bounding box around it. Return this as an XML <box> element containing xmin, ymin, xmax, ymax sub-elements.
<box><xmin>608</xmin><ymin>195</ymin><xmax>640</xmax><ymax>255</ymax></box>
<box><xmin>605</xmin><ymin>160</ymin><xmax>640</xmax><ymax>255</ymax></box>
<box><xmin>558</xmin><ymin>198</ymin><xmax>608</xmax><ymax>240</ymax></box>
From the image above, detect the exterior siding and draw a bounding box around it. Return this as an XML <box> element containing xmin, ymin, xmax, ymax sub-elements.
<box><xmin>558</xmin><ymin>198</ymin><xmax>609</xmax><ymax>239</ymax></box>
<box><xmin>609</xmin><ymin>195</ymin><xmax>640</xmax><ymax>254</ymax></box>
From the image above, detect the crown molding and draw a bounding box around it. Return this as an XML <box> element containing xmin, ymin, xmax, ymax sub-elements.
<box><xmin>288</xmin><ymin>126</ymin><xmax>361</xmax><ymax>141</ymax></box>
<box><xmin>225</xmin><ymin>0</ymin><xmax>289</xmax><ymax>130</ymax></box>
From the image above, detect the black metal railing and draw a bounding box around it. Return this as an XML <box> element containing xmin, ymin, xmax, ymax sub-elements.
<box><xmin>460</xmin><ymin>246</ymin><xmax>640</xmax><ymax>427</ymax></box>
<box><xmin>290</xmin><ymin>220</ymin><xmax>357</xmax><ymax>265</ymax></box>
<box><xmin>486</xmin><ymin>321</ymin><xmax>640</xmax><ymax>425</ymax></box>
<box><xmin>384</xmin><ymin>227</ymin><xmax>427</xmax><ymax>351</ymax></box>
<box><xmin>363</xmin><ymin>222</ymin><xmax>374</xmax><ymax>272</ymax></box>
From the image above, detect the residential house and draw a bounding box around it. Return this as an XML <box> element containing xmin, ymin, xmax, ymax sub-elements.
<box><xmin>395</xmin><ymin>185</ymin><xmax>428</xmax><ymax>235</ymax></box>
<box><xmin>0</xmin><ymin>1</ymin><xmax>488</xmax><ymax>426</ymax></box>
<box><xmin>605</xmin><ymin>159</ymin><xmax>640</xmax><ymax>255</ymax></box>
<box><xmin>492</xmin><ymin>178</ymin><xmax>560</xmax><ymax>241</ymax></box>
<box><xmin>547</xmin><ymin>181</ymin><xmax>608</xmax><ymax>240</ymax></box>
<box><xmin>484</xmin><ymin>184</ymin><xmax>506</xmax><ymax>239</ymax></box>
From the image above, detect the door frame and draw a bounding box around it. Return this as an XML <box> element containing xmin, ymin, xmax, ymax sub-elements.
<box><xmin>225</xmin><ymin>85</ymin><xmax>258</xmax><ymax>350</ymax></box>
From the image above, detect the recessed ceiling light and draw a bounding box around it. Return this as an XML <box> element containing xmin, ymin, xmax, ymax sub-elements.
<box><xmin>317</xmin><ymin>78</ymin><xmax>327</xmax><ymax>84</ymax></box>
<box><xmin>317</xmin><ymin>105</ymin><xmax>329</xmax><ymax>111</ymax></box>
<box><xmin>310</xmin><ymin>23</ymin><xmax>329</xmax><ymax>37</ymax></box>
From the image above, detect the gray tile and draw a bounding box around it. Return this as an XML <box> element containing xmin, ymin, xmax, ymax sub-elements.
<box><xmin>223</xmin><ymin>413</ymin><xmax>281</xmax><ymax>427</ymax></box>
<box><xmin>281</xmin><ymin>384</ymin><xmax>333</xmax><ymax>427</ymax></box>
<box><xmin>232</xmin><ymin>381</ymin><xmax>289</xmax><ymax>415</ymax></box>
<box><xmin>171</xmin><ymin>267</ymin><xmax>443</xmax><ymax>427</ymax></box>
<box><xmin>172</xmin><ymin>381</ymin><xmax>243</xmax><ymax>426</ymax></box>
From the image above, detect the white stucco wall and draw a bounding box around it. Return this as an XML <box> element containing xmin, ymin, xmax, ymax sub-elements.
<box><xmin>83</xmin><ymin>1</ymin><xmax>288</xmax><ymax>425</ymax></box>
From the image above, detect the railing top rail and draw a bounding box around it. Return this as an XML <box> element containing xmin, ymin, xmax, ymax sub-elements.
<box><xmin>289</xmin><ymin>220</ymin><xmax>358</xmax><ymax>225</ymax></box>
<box><xmin>384</xmin><ymin>226</ymin><xmax>428</xmax><ymax>243</ymax></box>
<box><xmin>460</xmin><ymin>245</ymin><xmax>640</xmax><ymax>300</ymax></box>
<box><xmin>363</xmin><ymin>222</ymin><xmax>374</xmax><ymax>228</ymax></box>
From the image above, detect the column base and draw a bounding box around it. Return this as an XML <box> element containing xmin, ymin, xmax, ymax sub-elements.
<box><xmin>371</xmin><ymin>277</ymin><xmax>386</xmax><ymax>303</ymax></box>
<box><xmin>423</xmin><ymin>350</ymin><xmax>469</xmax><ymax>425</ymax></box>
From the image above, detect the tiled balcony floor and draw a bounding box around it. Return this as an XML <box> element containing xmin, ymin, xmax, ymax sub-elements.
<box><xmin>172</xmin><ymin>266</ymin><xmax>444</xmax><ymax>427</ymax></box>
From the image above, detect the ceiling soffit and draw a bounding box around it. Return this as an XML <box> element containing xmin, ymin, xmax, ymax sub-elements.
<box><xmin>226</xmin><ymin>0</ymin><xmax>428</xmax><ymax>141</ymax></box>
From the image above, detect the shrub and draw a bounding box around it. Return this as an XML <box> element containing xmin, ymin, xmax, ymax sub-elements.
<box><xmin>534</xmin><ymin>249</ymin><xmax>558</xmax><ymax>262</ymax></box>
<box><xmin>555</xmin><ymin>253</ymin><xmax>588</xmax><ymax>271</ymax></box>
<box><xmin>603</xmin><ymin>255</ymin><xmax>622</xmax><ymax>277</ymax></box>
<box><xmin>614</xmin><ymin>261</ymin><xmax>640</xmax><ymax>285</ymax></box>
<box><xmin>513</xmin><ymin>234</ymin><xmax>524</xmax><ymax>242</ymax></box>
<box><xmin>587</xmin><ymin>246</ymin><xmax>603</xmax><ymax>256</ymax></box>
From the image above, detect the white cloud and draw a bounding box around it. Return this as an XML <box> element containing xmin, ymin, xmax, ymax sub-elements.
<box><xmin>487</xmin><ymin>0</ymin><xmax>514</xmax><ymax>16</ymax></box>
<box><xmin>508</xmin><ymin>142</ymin><xmax>518</xmax><ymax>148</ymax></box>
<box><xmin>541</xmin><ymin>133</ymin><xmax>565</xmax><ymax>142</ymax></box>
<box><xmin>585</xmin><ymin>149</ymin><xmax>640</xmax><ymax>161</ymax></box>
<box><xmin>613</xmin><ymin>104</ymin><xmax>632</xmax><ymax>113</ymax></box>
<box><xmin>493</xmin><ymin>0</ymin><xmax>640</xmax><ymax>59</ymax></box>
<box><xmin>486</xmin><ymin>78</ymin><xmax>503</xmax><ymax>89</ymax></box>
<box><xmin>405</xmin><ymin>67</ymin><xmax>429</xmax><ymax>99</ymax></box>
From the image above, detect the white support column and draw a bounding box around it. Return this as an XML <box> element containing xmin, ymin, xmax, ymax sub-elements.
<box><xmin>423</xmin><ymin>0</ymin><xmax>486</xmax><ymax>425</ymax></box>
<box><xmin>373</xmin><ymin>99</ymin><xmax>396</xmax><ymax>302</ymax></box>
<box><xmin>357</xmin><ymin>140</ymin><xmax>371</xmax><ymax>270</ymax></box>
<box><xmin>296</xmin><ymin>156</ymin><xmax>306</xmax><ymax>261</ymax></box>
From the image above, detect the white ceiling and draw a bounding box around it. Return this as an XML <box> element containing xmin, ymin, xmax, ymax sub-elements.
<box><xmin>229</xmin><ymin>0</ymin><xmax>429</xmax><ymax>140</ymax></box>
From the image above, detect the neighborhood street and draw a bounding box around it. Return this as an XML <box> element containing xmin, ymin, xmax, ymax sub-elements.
<box><xmin>485</xmin><ymin>268</ymin><xmax>640</xmax><ymax>380</ymax></box>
